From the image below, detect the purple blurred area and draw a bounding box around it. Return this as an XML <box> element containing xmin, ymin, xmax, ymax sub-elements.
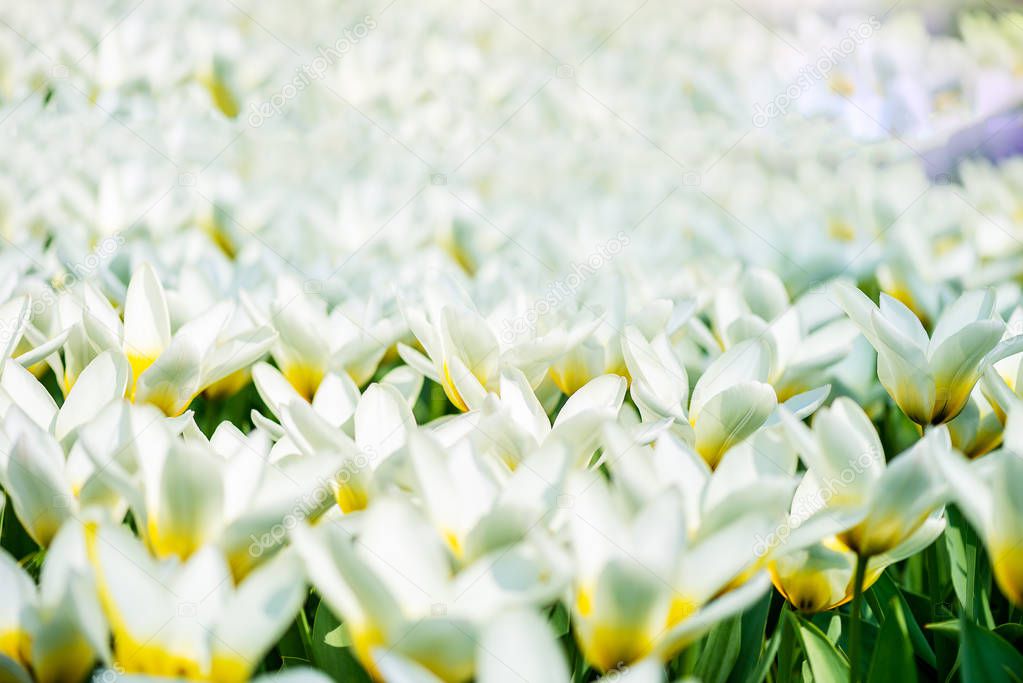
<box><xmin>923</xmin><ymin>107</ymin><xmax>1023</xmax><ymax>180</ymax></box>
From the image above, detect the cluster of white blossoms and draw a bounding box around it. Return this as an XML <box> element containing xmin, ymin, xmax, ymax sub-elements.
<box><xmin>3</xmin><ymin>1</ymin><xmax>1023</xmax><ymax>682</ymax></box>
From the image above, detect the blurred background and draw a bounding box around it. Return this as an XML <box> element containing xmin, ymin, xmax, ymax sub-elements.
<box><xmin>1</xmin><ymin>0</ymin><xmax>1022</xmax><ymax>309</ymax></box>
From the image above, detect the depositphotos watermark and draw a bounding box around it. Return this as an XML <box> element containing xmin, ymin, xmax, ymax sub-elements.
<box><xmin>752</xmin><ymin>16</ymin><xmax>880</xmax><ymax>128</ymax></box>
<box><xmin>752</xmin><ymin>449</ymin><xmax>878</xmax><ymax>558</ymax></box>
<box><xmin>499</xmin><ymin>232</ymin><xmax>631</xmax><ymax>343</ymax></box>
<box><xmin>248</xmin><ymin>16</ymin><xmax>377</xmax><ymax>127</ymax></box>
<box><xmin>248</xmin><ymin>475</ymin><xmax>337</xmax><ymax>558</ymax></box>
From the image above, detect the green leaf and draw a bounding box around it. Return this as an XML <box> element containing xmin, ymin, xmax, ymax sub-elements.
<box><xmin>995</xmin><ymin>623</ymin><xmax>1023</xmax><ymax>651</ymax></box>
<box><xmin>726</xmin><ymin>591</ymin><xmax>771</xmax><ymax>683</ymax></box>
<box><xmin>925</xmin><ymin>619</ymin><xmax>960</xmax><ymax>636</ymax></box>
<box><xmin>792</xmin><ymin>612</ymin><xmax>850</xmax><ymax>683</ymax></box>
<box><xmin>276</xmin><ymin>618</ymin><xmax>312</xmax><ymax>669</ymax></box>
<box><xmin>867</xmin><ymin>597</ymin><xmax>917</xmax><ymax>683</ymax></box>
<box><xmin>748</xmin><ymin>614</ymin><xmax>783</xmax><ymax>683</ymax></box>
<box><xmin>324</xmin><ymin>623</ymin><xmax>352</xmax><ymax>648</ymax></box>
<box><xmin>881</xmin><ymin>402</ymin><xmax>922</xmax><ymax>455</ymax></box>
<box><xmin>694</xmin><ymin>615</ymin><xmax>742</xmax><ymax>683</ymax></box>
<box><xmin>830</xmin><ymin>611</ymin><xmax>878</xmax><ymax>676</ymax></box>
<box><xmin>946</xmin><ymin>506</ymin><xmax>995</xmax><ymax>627</ymax></box>
<box><xmin>0</xmin><ymin>495</ymin><xmax>38</xmax><ymax>566</ymax></box>
<box><xmin>960</xmin><ymin>617</ymin><xmax>1023</xmax><ymax>683</ymax></box>
<box><xmin>865</xmin><ymin>572</ymin><xmax>936</xmax><ymax>669</ymax></box>
<box><xmin>548</xmin><ymin>603</ymin><xmax>570</xmax><ymax>637</ymax></box>
<box><xmin>310</xmin><ymin>599</ymin><xmax>372</xmax><ymax>683</ymax></box>
<box><xmin>776</xmin><ymin>606</ymin><xmax>798</xmax><ymax>683</ymax></box>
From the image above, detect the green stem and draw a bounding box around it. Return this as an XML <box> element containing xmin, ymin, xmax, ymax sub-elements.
<box><xmin>924</xmin><ymin>542</ymin><xmax>941</xmax><ymax>620</ymax></box>
<box><xmin>849</xmin><ymin>554</ymin><xmax>869</xmax><ymax>683</ymax></box>
<box><xmin>777</xmin><ymin>606</ymin><xmax>795</xmax><ymax>683</ymax></box>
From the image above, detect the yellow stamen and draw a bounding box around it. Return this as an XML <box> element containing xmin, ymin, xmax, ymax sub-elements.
<box><xmin>282</xmin><ymin>362</ymin><xmax>326</xmax><ymax>402</ymax></box>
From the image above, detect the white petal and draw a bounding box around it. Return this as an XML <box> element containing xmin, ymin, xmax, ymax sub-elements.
<box><xmin>0</xmin><ymin>296</ymin><xmax>29</xmax><ymax>362</ymax></box>
<box><xmin>135</xmin><ymin>337</ymin><xmax>203</xmax><ymax>416</ymax></box>
<box><xmin>123</xmin><ymin>263</ymin><xmax>171</xmax><ymax>362</ymax></box>
<box><xmin>690</xmin><ymin>339</ymin><xmax>772</xmax><ymax>421</ymax></box>
<box><xmin>252</xmin><ymin>362</ymin><xmax>305</xmax><ymax>419</ymax></box>
<box><xmin>498</xmin><ymin>368</ymin><xmax>551</xmax><ymax>443</ymax></box>
<box><xmin>554</xmin><ymin>374</ymin><xmax>626</xmax><ymax>427</ymax></box>
<box><xmin>1</xmin><ymin>360</ymin><xmax>57</xmax><ymax>430</ymax></box>
<box><xmin>381</xmin><ymin>365</ymin><xmax>424</xmax><ymax>408</ymax></box>
<box><xmin>54</xmin><ymin>350</ymin><xmax>129</xmax><ymax>444</ymax></box>
<box><xmin>213</xmin><ymin>552</ymin><xmax>306</xmax><ymax>673</ymax></box>
<box><xmin>5</xmin><ymin>427</ymin><xmax>73</xmax><ymax>546</ymax></box>
<box><xmin>693</xmin><ymin>381</ymin><xmax>776</xmax><ymax>467</ymax></box>
<box><xmin>879</xmin><ymin>294</ymin><xmax>929</xmax><ymax>352</ymax></box>
<box><xmin>654</xmin><ymin>573</ymin><xmax>771</xmax><ymax>660</ymax></box>
<box><xmin>929</xmin><ymin>288</ymin><xmax>996</xmax><ymax>354</ymax></box>
<box><xmin>311</xmin><ymin>372</ymin><xmax>361</xmax><ymax>428</ymax></box>
<box><xmin>476</xmin><ymin>610</ymin><xmax>569</xmax><ymax>683</ymax></box>
<box><xmin>355</xmin><ymin>383</ymin><xmax>416</xmax><ymax>460</ymax></box>
<box><xmin>151</xmin><ymin>444</ymin><xmax>225</xmax><ymax>558</ymax></box>
<box><xmin>374</xmin><ymin>650</ymin><xmax>446</xmax><ymax>683</ymax></box>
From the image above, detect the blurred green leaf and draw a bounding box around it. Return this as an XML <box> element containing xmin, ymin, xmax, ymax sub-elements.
<box><xmin>548</xmin><ymin>602</ymin><xmax>570</xmax><ymax>637</ymax></box>
<box><xmin>725</xmin><ymin>591</ymin><xmax>771</xmax><ymax>683</ymax></box>
<box><xmin>0</xmin><ymin>653</ymin><xmax>32</xmax><ymax>683</ymax></box>
<box><xmin>867</xmin><ymin>597</ymin><xmax>916</xmax><ymax>683</ymax></box>
<box><xmin>324</xmin><ymin>623</ymin><xmax>352</xmax><ymax>648</ymax></box>
<box><xmin>926</xmin><ymin>619</ymin><xmax>960</xmax><ymax>635</ymax></box>
<box><xmin>310</xmin><ymin>599</ymin><xmax>372</xmax><ymax>683</ymax></box>
<box><xmin>776</xmin><ymin>606</ymin><xmax>798</xmax><ymax>683</ymax></box>
<box><xmin>995</xmin><ymin>624</ymin><xmax>1023</xmax><ymax>651</ymax></box>
<box><xmin>277</xmin><ymin>617</ymin><xmax>312</xmax><ymax>669</ymax></box>
<box><xmin>946</xmin><ymin>507</ymin><xmax>995</xmax><ymax>628</ymax></box>
<box><xmin>866</xmin><ymin>572</ymin><xmax>936</xmax><ymax>669</ymax></box>
<box><xmin>694</xmin><ymin>615</ymin><xmax>741</xmax><ymax>683</ymax></box>
<box><xmin>748</xmin><ymin>613</ymin><xmax>783</xmax><ymax>683</ymax></box>
<box><xmin>0</xmin><ymin>499</ymin><xmax>38</xmax><ymax>570</ymax></box>
<box><xmin>960</xmin><ymin>617</ymin><xmax>1023</xmax><ymax>683</ymax></box>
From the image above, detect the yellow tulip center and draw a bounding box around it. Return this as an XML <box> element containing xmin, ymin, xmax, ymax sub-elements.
<box><xmin>0</xmin><ymin>629</ymin><xmax>31</xmax><ymax>670</ymax></box>
<box><xmin>282</xmin><ymin>362</ymin><xmax>326</xmax><ymax>402</ymax></box>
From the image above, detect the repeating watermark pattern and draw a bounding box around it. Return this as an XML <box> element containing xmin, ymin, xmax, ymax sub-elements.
<box><xmin>248</xmin><ymin>16</ymin><xmax>378</xmax><ymax>127</ymax></box>
<box><xmin>753</xmin><ymin>449</ymin><xmax>878</xmax><ymax>557</ymax></box>
<box><xmin>50</xmin><ymin>234</ymin><xmax>125</xmax><ymax>293</ymax></box>
<box><xmin>93</xmin><ymin>664</ymin><xmax>127</xmax><ymax>682</ymax></box>
<box><xmin>752</xmin><ymin>17</ymin><xmax>880</xmax><ymax>128</ymax></box>
<box><xmin>604</xmin><ymin>662</ymin><xmax>630</xmax><ymax>681</ymax></box>
<box><xmin>499</xmin><ymin>232</ymin><xmax>630</xmax><ymax>343</ymax></box>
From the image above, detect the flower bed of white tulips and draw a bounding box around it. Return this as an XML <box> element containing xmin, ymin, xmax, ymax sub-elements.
<box><xmin>4</xmin><ymin>1</ymin><xmax>1023</xmax><ymax>682</ymax></box>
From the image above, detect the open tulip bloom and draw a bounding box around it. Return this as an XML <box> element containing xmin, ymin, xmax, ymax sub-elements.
<box><xmin>73</xmin><ymin>264</ymin><xmax>277</xmax><ymax>416</ymax></box>
<box><xmin>9</xmin><ymin>3</ymin><xmax>1023</xmax><ymax>681</ymax></box>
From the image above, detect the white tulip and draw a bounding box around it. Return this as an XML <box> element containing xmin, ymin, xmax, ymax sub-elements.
<box><xmin>833</xmin><ymin>282</ymin><xmax>1023</xmax><ymax>425</ymax></box>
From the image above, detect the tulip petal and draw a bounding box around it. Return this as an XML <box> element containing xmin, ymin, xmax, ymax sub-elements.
<box><xmin>693</xmin><ymin>381</ymin><xmax>776</xmax><ymax>468</ymax></box>
<box><xmin>690</xmin><ymin>338</ymin><xmax>772</xmax><ymax>422</ymax></box>
<box><xmin>476</xmin><ymin>610</ymin><xmax>569</xmax><ymax>683</ymax></box>
<box><xmin>123</xmin><ymin>263</ymin><xmax>171</xmax><ymax>373</ymax></box>
<box><xmin>928</xmin><ymin>320</ymin><xmax>1003</xmax><ymax>423</ymax></box>
<box><xmin>54</xmin><ymin>351</ymin><xmax>130</xmax><ymax>444</ymax></box>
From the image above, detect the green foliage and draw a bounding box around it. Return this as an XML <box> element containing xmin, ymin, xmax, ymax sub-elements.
<box><xmin>793</xmin><ymin>612</ymin><xmax>850</xmax><ymax>683</ymax></box>
<box><xmin>308</xmin><ymin>600</ymin><xmax>373</xmax><ymax>683</ymax></box>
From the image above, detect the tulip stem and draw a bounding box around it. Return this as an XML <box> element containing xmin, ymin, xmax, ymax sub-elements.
<box><xmin>849</xmin><ymin>554</ymin><xmax>868</xmax><ymax>683</ymax></box>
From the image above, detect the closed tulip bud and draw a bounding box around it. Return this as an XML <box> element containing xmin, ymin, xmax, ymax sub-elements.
<box><xmin>832</xmin><ymin>282</ymin><xmax>1023</xmax><ymax>426</ymax></box>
